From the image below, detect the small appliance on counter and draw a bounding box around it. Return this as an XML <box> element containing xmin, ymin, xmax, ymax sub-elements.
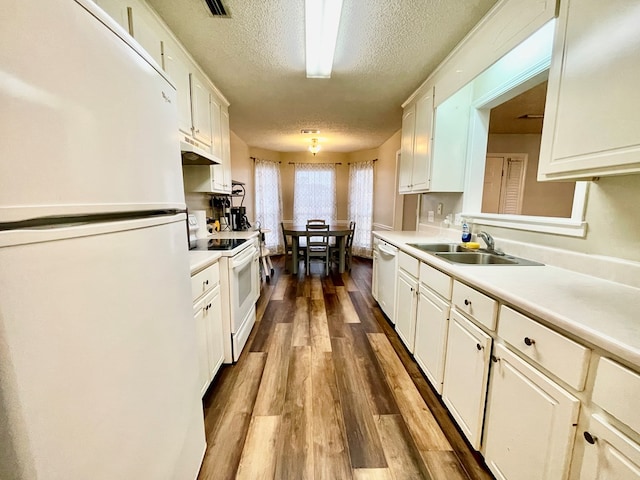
<box><xmin>230</xmin><ymin>206</ymin><xmax>250</xmax><ymax>231</ymax></box>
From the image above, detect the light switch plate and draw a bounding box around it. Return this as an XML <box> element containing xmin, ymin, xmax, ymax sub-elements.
<box><xmin>428</xmin><ymin>211</ymin><xmax>435</xmax><ymax>222</ymax></box>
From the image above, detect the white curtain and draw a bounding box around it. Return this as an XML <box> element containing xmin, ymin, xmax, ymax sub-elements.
<box><xmin>293</xmin><ymin>163</ymin><xmax>337</xmax><ymax>225</ymax></box>
<box><xmin>254</xmin><ymin>158</ymin><xmax>284</xmax><ymax>253</ymax></box>
<box><xmin>348</xmin><ymin>160</ymin><xmax>374</xmax><ymax>257</ymax></box>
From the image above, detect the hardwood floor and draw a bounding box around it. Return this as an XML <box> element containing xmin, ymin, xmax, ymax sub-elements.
<box><xmin>198</xmin><ymin>257</ymin><xmax>494</xmax><ymax>480</ymax></box>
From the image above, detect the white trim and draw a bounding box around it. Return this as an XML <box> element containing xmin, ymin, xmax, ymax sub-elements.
<box><xmin>462</xmin><ymin>212</ymin><xmax>587</xmax><ymax>237</ymax></box>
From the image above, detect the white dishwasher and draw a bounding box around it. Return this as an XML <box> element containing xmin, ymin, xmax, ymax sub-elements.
<box><xmin>373</xmin><ymin>238</ymin><xmax>399</xmax><ymax>325</ymax></box>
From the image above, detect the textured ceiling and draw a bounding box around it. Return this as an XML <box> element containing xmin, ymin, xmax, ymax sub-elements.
<box><xmin>146</xmin><ymin>0</ymin><xmax>498</xmax><ymax>152</ymax></box>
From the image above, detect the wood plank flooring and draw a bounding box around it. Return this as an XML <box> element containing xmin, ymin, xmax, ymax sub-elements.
<box><xmin>198</xmin><ymin>257</ymin><xmax>494</xmax><ymax>480</ymax></box>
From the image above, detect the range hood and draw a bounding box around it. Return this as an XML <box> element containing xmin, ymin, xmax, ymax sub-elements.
<box><xmin>180</xmin><ymin>140</ymin><xmax>220</xmax><ymax>165</ymax></box>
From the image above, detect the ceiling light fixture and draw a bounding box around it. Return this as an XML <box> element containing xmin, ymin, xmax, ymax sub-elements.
<box><xmin>309</xmin><ymin>138</ymin><xmax>321</xmax><ymax>156</ymax></box>
<box><xmin>305</xmin><ymin>0</ymin><xmax>343</xmax><ymax>78</ymax></box>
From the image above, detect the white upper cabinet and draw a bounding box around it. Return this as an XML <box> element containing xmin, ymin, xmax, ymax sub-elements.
<box><xmin>538</xmin><ymin>0</ymin><xmax>640</xmax><ymax>181</ymax></box>
<box><xmin>163</xmin><ymin>42</ymin><xmax>193</xmax><ymax>136</ymax></box>
<box><xmin>93</xmin><ymin>0</ymin><xmax>129</xmax><ymax>31</ymax></box>
<box><xmin>400</xmin><ymin>83</ymin><xmax>471</xmax><ymax>194</ymax></box>
<box><xmin>399</xmin><ymin>88</ymin><xmax>434</xmax><ymax>193</ymax></box>
<box><xmin>127</xmin><ymin>1</ymin><xmax>165</xmax><ymax>67</ymax></box>
<box><xmin>190</xmin><ymin>72</ymin><xmax>213</xmax><ymax>147</ymax></box>
<box><xmin>399</xmin><ymin>104</ymin><xmax>416</xmax><ymax>193</ymax></box>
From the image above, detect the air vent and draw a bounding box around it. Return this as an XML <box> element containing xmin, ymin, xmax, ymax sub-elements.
<box><xmin>204</xmin><ymin>0</ymin><xmax>228</xmax><ymax>16</ymax></box>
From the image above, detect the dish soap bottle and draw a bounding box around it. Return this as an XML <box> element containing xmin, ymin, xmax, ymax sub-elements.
<box><xmin>461</xmin><ymin>222</ymin><xmax>472</xmax><ymax>243</ymax></box>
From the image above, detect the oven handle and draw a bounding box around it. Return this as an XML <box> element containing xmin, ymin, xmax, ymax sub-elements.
<box><xmin>231</xmin><ymin>245</ymin><xmax>257</xmax><ymax>270</ymax></box>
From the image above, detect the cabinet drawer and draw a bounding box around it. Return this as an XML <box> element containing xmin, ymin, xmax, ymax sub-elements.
<box><xmin>498</xmin><ymin>306</ymin><xmax>590</xmax><ymax>391</ymax></box>
<box><xmin>191</xmin><ymin>261</ymin><xmax>220</xmax><ymax>302</ymax></box>
<box><xmin>399</xmin><ymin>251</ymin><xmax>420</xmax><ymax>277</ymax></box>
<box><xmin>419</xmin><ymin>262</ymin><xmax>452</xmax><ymax>300</ymax></box>
<box><xmin>593</xmin><ymin>358</ymin><xmax>640</xmax><ymax>434</ymax></box>
<box><xmin>452</xmin><ymin>281</ymin><xmax>497</xmax><ymax>331</ymax></box>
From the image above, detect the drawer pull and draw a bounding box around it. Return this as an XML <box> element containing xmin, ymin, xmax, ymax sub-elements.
<box><xmin>583</xmin><ymin>431</ymin><xmax>597</xmax><ymax>445</ymax></box>
<box><xmin>476</xmin><ymin>343</ymin><xmax>483</xmax><ymax>351</ymax></box>
<box><xmin>464</xmin><ymin>299</ymin><xmax>471</xmax><ymax>306</ymax></box>
<box><xmin>491</xmin><ymin>355</ymin><xmax>500</xmax><ymax>363</ymax></box>
<box><xmin>524</xmin><ymin>337</ymin><xmax>535</xmax><ymax>346</ymax></box>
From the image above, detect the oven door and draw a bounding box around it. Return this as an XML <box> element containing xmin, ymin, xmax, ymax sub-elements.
<box><xmin>229</xmin><ymin>242</ymin><xmax>259</xmax><ymax>333</ymax></box>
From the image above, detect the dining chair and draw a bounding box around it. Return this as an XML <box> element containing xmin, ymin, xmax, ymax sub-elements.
<box><xmin>331</xmin><ymin>221</ymin><xmax>356</xmax><ymax>271</ymax></box>
<box><xmin>305</xmin><ymin>223</ymin><xmax>330</xmax><ymax>275</ymax></box>
<box><xmin>281</xmin><ymin>222</ymin><xmax>304</xmax><ymax>273</ymax></box>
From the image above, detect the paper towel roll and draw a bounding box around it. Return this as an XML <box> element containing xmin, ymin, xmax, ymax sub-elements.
<box><xmin>192</xmin><ymin>210</ymin><xmax>208</xmax><ymax>239</ymax></box>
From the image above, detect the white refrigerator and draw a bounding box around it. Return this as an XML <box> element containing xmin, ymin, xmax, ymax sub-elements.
<box><xmin>0</xmin><ymin>1</ymin><xmax>206</xmax><ymax>479</ymax></box>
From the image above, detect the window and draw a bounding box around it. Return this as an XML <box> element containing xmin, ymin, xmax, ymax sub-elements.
<box><xmin>293</xmin><ymin>163</ymin><xmax>337</xmax><ymax>224</ymax></box>
<box><xmin>254</xmin><ymin>158</ymin><xmax>283</xmax><ymax>253</ymax></box>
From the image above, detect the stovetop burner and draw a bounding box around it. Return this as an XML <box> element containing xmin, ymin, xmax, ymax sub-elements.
<box><xmin>189</xmin><ymin>238</ymin><xmax>248</xmax><ymax>251</ymax></box>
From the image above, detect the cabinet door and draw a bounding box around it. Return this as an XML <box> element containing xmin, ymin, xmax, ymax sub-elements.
<box><xmin>210</xmin><ymin>95</ymin><xmax>223</xmax><ymax>163</ymax></box>
<box><xmin>483</xmin><ymin>344</ymin><xmax>580</xmax><ymax>480</ymax></box>
<box><xmin>399</xmin><ymin>105</ymin><xmax>415</xmax><ymax>193</ymax></box>
<box><xmin>127</xmin><ymin>4</ymin><xmax>163</xmax><ymax>67</ymax></box>
<box><xmin>163</xmin><ymin>42</ymin><xmax>193</xmax><ymax>136</ymax></box>
<box><xmin>93</xmin><ymin>0</ymin><xmax>129</xmax><ymax>31</ymax></box>
<box><xmin>396</xmin><ymin>269</ymin><xmax>418</xmax><ymax>353</ymax></box>
<box><xmin>414</xmin><ymin>287</ymin><xmax>450</xmax><ymax>394</ymax></box>
<box><xmin>580</xmin><ymin>414</ymin><xmax>640</xmax><ymax>480</ymax></box>
<box><xmin>217</xmin><ymin>108</ymin><xmax>232</xmax><ymax>193</ymax></box>
<box><xmin>205</xmin><ymin>285</ymin><xmax>224</xmax><ymax>381</ymax></box>
<box><xmin>190</xmin><ymin>73</ymin><xmax>212</xmax><ymax>147</ymax></box>
<box><xmin>538</xmin><ymin>0</ymin><xmax>640</xmax><ymax>180</ymax></box>
<box><xmin>411</xmin><ymin>89</ymin><xmax>434</xmax><ymax>192</ymax></box>
<box><xmin>442</xmin><ymin>309</ymin><xmax>491</xmax><ymax>449</ymax></box>
<box><xmin>194</xmin><ymin>300</ymin><xmax>210</xmax><ymax>396</ymax></box>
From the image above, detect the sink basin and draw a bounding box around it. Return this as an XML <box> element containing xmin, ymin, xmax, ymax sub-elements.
<box><xmin>435</xmin><ymin>252</ymin><xmax>544</xmax><ymax>266</ymax></box>
<box><xmin>408</xmin><ymin>243</ymin><xmax>467</xmax><ymax>253</ymax></box>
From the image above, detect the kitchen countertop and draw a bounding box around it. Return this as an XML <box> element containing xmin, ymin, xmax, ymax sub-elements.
<box><xmin>189</xmin><ymin>250</ymin><xmax>222</xmax><ymax>275</ymax></box>
<box><xmin>189</xmin><ymin>230</ymin><xmax>260</xmax><ymax>274</ymax></box>
<box><xmin>374</xmin><ymin>230</ymin><xmax>640</xmax><ymax>369</ymax></box>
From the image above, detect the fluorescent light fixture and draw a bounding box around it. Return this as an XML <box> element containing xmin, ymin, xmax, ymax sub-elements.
<box><xmin>305</xmin><ymin>0</ymin><xmax>343</xmax><ymax>78</ymax></box>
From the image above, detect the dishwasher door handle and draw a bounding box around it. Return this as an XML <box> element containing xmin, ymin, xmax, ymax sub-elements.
<box><xmin>378</xmin><ymin>244</ymin><xmax>398</xmax><ymax>257</ymax></box>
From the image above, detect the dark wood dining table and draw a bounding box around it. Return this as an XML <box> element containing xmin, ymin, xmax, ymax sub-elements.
<box><xmin>283</xmin><ymin>225</ymin><xmax>352</xmax><ymax>274</ymax></box>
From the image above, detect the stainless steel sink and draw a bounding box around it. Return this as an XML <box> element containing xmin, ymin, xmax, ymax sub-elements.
<box><xmin>435</xmin><ymin>251</ymin><xmax>544</xmax><ymax>266</ymax></box>
<box><xmin>407</xmin><ymin>243</ymin><xmax>543</xmax><ymax>266</ymax></box>
<box><xmin>407</xmin><ymin>243</ymin><xmax>467</xmax><ymax>253</ymax></box>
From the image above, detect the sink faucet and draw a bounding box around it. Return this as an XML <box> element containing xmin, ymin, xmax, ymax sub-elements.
<box><xmin>478</xmin><ymin>231</ymin><xmax>495</xmax><ymax>251</ymax></box>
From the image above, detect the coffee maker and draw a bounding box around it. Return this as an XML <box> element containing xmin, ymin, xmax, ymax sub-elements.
<box><xmin>229</xmin><ymin>207</ymin><xmax>250</xmax><ymax>231</ymax></box>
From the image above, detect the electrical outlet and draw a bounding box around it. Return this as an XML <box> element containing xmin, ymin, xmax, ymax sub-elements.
<box><xmin>428</xmin><ymin>211</ymin><xmax>435</xmax><ymax>222</ymax></box>
<box><xmin>437</xmin><ymin>203</ymin><xmax>443</xmax><ymax>215</ymax></box>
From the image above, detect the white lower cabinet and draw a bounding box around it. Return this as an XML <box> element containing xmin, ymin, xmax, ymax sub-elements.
<box><xmin>442</xmin><ymin>309</ymin><xmax>492</xmax><ymax>449</ymax></box>
<box><xmin>579</xmin><ymin>414</ymin><xmax>640</xmax><ymax>480</ymax></box>
<box><xmin>483</xmin><ymin>344</ymin><xmax>580</xmax><ymax>480</ymax></box>
<box><xmin>191</xmin><ymin>261</ymin><xmax>224</xmax><ymax>397</ymax></box>
<box><xmin>414</xmin><ymin>286</ymin><xmax>450</xmax><ymax>394</ymax></box>
<box><xmin>395</xmin><ymin>252</ymin><xmax>420</xmax><ymax>352</ymax></box>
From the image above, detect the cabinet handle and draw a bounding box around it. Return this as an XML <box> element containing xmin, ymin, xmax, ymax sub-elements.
<box><xmin>491</xmin><ymin>355</ymin><xmax>499</xmax><ymax>363</ymax></box>
<box><xmin>476</xmin><ymin>343</ymin><xmax>483</xmax><ymax>351</ymax></box>
<box><xmin>583</xmin><ymin>431</ymin><xmax>597</xmax><ymax>445</ymax></box>
<box><xmin>464</xmin><ymin>299</ymin><xmax>471</xmax><ymax>306</ymax></box>
<box><xmin>524</xmin><ymin>337</ymin><xmax>535</xmax><ymax>346</ymax></box>
<box><xmin>161</xmin><ymin>91</ymin><xmax>171</xmax><ymax>103</ymax></box>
